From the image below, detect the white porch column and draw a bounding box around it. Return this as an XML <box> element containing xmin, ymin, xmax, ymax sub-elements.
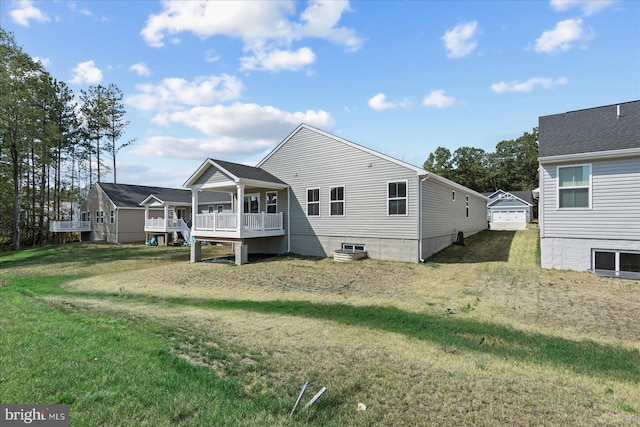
<box><xmin>237</xmin><ymin>184</ymin><xmax>244</xmax><ymax>234</ymax></box>
<box><xmin>191</xmin><ymin>189</ymin><xmax>199</xmax><ymax>234</ymax></box>
<box><xmin>144</xmin><ymin>205</ymin><xmax>149</xmax><ymax>228</ymax></box>
<box><xmin>164</xmin><ymin>205</ymin><xmax>169</xmax><ymax>230</ymax></box>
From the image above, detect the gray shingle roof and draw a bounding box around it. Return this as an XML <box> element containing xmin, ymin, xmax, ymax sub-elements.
<box><xmin>210</xmin><ymin>158</ymin><xmax>287</xmax><ymax>185</ymax></box>
<box><xmin>538</xmin><ymin>100</ymin><xmax>640</xmax><ymax>157</ymax></box>
<box><xmin>98</xmin><ymin>183</ymin><xmax>229</xmax><ymax>208</ymax></box>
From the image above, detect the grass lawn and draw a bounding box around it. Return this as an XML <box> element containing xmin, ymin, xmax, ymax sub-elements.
<box><xmin>1</xmin><ymin>231</ymin><xmax>639</xmax><ymax>426</ymax></box>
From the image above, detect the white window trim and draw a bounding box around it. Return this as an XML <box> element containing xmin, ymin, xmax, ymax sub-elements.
<box><xmin>329</xmin><ymin>185</ymin><xmax>345</xmax><ymax>217</ymax></box>
<box><xmin>387</xmin><ymin>180</ymin><xmax>408</xmax><ymax>216</ymax></box>
<box><xmin>244</xmin><ymin>193</ymin><xmax>260</xmax><ymax>214</ymax></box>
<box><xmin>592</xmin><ymin>249</ymin><xmax>640</xmax><ymax>278</ymax></box>
<box><xmin>306</xmin><ymin>187</ymin><xmax>320</xmax><ymax>217</ymax></box>
<box><xmin>110</xmin><ymin>210</ymin><xmax>115</xmax><ymax>224</ymax></box>
<box><xmin>556</xmin><ymin>163</ymin><xmax>592</xmax><ymax>209</ymax></box>
<box><xmin>266</xmin><ymin>191</ymin><xmax>278</xmax><ymax>213</ymax></box>
<box><xmin>465</xmin><ymin>195</ymin><xmax>469</xmax><ymax>218</ymax></box>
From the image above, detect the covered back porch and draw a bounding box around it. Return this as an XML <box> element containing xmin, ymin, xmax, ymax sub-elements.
<box><xmin>185</xmin><ymin>159</ymin><xmax>289</xmax><ymax>264</ymax></box>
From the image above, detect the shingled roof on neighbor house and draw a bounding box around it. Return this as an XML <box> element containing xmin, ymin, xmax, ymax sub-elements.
<box><xmin>98</xmin><ymin>183</ymin><xmax>229</xmax><ymax>208</ymax></box>
<box><xmin>538</xmin><ymin>100</ymin><xmax>640</xmax><ymax>158</ymax></box>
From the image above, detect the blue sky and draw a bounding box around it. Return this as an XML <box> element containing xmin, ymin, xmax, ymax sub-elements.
<box><xmin>2</xmin><ymin>0</ymin><xmax>638</xmax><ymax>188</ymax></box>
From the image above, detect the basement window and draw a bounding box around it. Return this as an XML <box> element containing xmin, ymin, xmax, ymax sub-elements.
<box><xmin>342</xmin><ymin>243</ymin><xmax>365</xmax><ymax>252</ymax></box>
<box><xmin>592</xmin><ymin>250</ymin><xmax>640</xmax><ymax>279</ymax></box>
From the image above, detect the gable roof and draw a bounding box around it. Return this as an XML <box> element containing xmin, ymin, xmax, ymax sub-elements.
<box><xmin>97</xmin><ymin>183</ymin><xmax>232</xmax><ymax>208</ymax></box>
<box><xmin>140</xmin><ymin>190</ymin><xmax>231</xmax><ymax>206</ymax></box>
<box><xmin>257</xmin><ymin>123</ymin><xmax>427</xmax><ymax>176</ymax></box>
<box><xmin>183</xmin><ymin>158</ymin><xmax>288</xmax><ymax>189</ymax></box>
<box><xmin>539</xmin><ymin>100</ymin><xmax>640</xmax><ymax>158</ymax></box>
<box><xmin>484</xmin><ymin>189</ymin><xmax>534</xmax><ymax>205</ymax></box>
<box><xmin>97</xmin><ymin>183</ymin><xmax>186</xmax><ymax>208</ymax></box>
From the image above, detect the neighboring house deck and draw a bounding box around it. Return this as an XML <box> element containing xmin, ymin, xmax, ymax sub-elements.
<box><xmin>483</xmin><ymin>190</ymin><xmax>533</xmax><ymax>230</ymax></box>
<box><xmin>185</xmin><ymin>124</ymin><xmax>489</xmax><ymax>264</ymax></box>
<box><xmin>538</xmin><ymin>100</ymin><xmax>640</xmax><ymax>278</ymax></box>
<box><xmin>49</xmin><ymin>183</ymin><xmax>231</xmax><ymax>245</ymax></box>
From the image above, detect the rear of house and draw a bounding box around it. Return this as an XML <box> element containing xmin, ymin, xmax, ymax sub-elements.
<box><xmin>538</xmin><ymin>100</ymin><xmax>640</xmax><ymax>278</ymax></box>
<box><xmin>257</xmin><ymin>124</ymin><xmax>487</xmax><ymax>262</ymax></box>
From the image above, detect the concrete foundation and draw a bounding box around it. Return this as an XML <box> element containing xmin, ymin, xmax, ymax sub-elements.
<box><xmin>190</xmin><ymin>240</ymin><xmax>201</xmax><ymax>263</ymax></box>
<box><xmin>234</xmin><ymin>243</ymin><xmax>248</xmax><ymax>265</ymax></box>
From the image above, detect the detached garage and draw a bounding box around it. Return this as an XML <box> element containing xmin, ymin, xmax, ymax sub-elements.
<box><xmin>485</xmin><ymin>190</ymin><xmax>533</xmax><ymax>230</ymax></box>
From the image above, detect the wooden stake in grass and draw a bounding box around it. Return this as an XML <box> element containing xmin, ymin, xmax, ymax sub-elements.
<box><xmin>304</xmin><ymin>386</ymin><xmax>327</xmax><ymax>410</ymax></box>
<box><xmin>289</xmin><ymin>381</ymin><xmax>308</xmax><ymax>417</ymax></box>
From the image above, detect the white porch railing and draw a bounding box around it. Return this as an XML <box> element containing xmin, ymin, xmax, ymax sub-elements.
<box><xmin>194</xmin><ymin>212</ymin><xmax>283</xmax><ymax>233</ymax></box>
<box><xmin>180</xmin><ymin>218</ymin><xmax>191</xmax><ymax>242</ymax></box>
<box><xmin>49</xmin><ymin>221</ymin><xmax>91</xmax><ymax>232</ymax></box>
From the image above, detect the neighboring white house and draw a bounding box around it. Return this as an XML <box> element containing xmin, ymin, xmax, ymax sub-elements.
<box><xmin>538</xmin><ymin>100</ymin><xmax>640</xmax><ymax>278</ymax></box>
<box><xmin>484</xmin><ymin>190</ymin><xmax>533</xmax><ymax>230</ymax></box>
<box><xmin>184</xmin><ymin>124</ymin><xmax>489</xmax><ymax>264</ymax></box>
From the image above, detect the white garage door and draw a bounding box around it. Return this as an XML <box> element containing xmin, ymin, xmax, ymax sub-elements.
<box><xmin>492</xmin><ymin>210</ymin><xmax>525</xmax><ymax>223</ymax></box>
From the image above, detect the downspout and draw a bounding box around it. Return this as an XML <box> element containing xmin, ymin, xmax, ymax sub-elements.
<box><xmin>115</xmin><ymin>207</ymin><xmax>119</xmax><ymax>244</ymax></box>
<box><xmin>538</xmin><ymin>164</ymin><xmax>544</xmax><ymax>238</ymax></box>
<box><xmin>418</xmin><ymin>175</ymin><xmax>429</xmax><ymax>262</ymax></box>
<box><xmin>287</xmin><ymin>186</ymin><xmax>291</xmax><ymax>253</ymax></box>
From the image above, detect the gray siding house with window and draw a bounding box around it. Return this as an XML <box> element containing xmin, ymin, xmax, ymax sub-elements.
<box><xmin>185</xmin><ymin>124</ymin><xmax>488</xmax><ymax>263</ymax></box>
<box><xmin>538</xmin><ymin>100</ymin><xmax>640</xmax><ymax>278</ymax></box>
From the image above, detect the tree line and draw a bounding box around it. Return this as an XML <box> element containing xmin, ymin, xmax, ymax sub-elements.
<box><xmin>423</xmin><ymin>128</ymin><xmax>538</xmax><ymax>193</ymax></box>
<box><xmin>0</xmin><ymin>29</ymin><xmax>133</xmax><ymax>249</ymax></box>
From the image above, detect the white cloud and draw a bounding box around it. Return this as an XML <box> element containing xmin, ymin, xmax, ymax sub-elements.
<box><xmin>70</xmin><ymin>61</ymin><xmax>103</xmax><ymax>84</ymax></box>
<box><xmin>491</xmin><ymin>77</ymin><xmax>569</xmax><ymax>93</ymax></box>
<box><xmin>441</xmin><ymin>21</ymin><xmax>478</xmax><ymax>58</ymax></box>
<box><xmin>535</xmin><ymin>18</ymin><xmax>592</xmax><ymax>54</ymax></box>
<box><xmin>130</xmin><ymin>63</ymin><xmax>150</xmax><ymax>76</ymax></box>
<box><xmin>10</xmin><ymin>0</ymin><xmax>49</xmax><ymax>27</ymax></box>
<box><xmin>367</xmin><ymin>93</ymin><xmax>411</xmax><ymax>111</ymax></box>
<box><xmin>550</xmin><ymin>0</ymin><xmax>616</xmax><ymax>16</ymax></box>
<box><xmin>240</xmin><ymin>47</ymin><xmax>316</xmax><ymax>72</ymax></box>
<box><xmin>140</xmin><ymin>0</ymin><xmax>361</xmax><ymax>72</ymax></box>
<box><xmin>32</xmin><ymin>56</ymin><xmax>51</xmax><ymax>67</ymax></box>
<box><xmin>205</xmin><ymin>49</ymin><xmax>220</xmax><ymax>63</ymax></box>
<box><xmin>422</xmin><ymin>90</ymin><xmax>456</xmax><ymax>108</ymax></box>
<box><xmin>126</xmin><ymin>75</ymin><xmax>243</xmax><ymax>111</ymax></box>
<box><xmin>68</xmin><ymin>2</ymin><xmax>92</xmax><ymax>16</ymax></box>
<box><xmin>368</xmin><ymin>93</ymin><xmax>395</xmax><ymax>111</ymax></box>
<box><xmin>135</xmin><ymin>103</ymin><xmax>335</xmax><ymax>160</ymax></box>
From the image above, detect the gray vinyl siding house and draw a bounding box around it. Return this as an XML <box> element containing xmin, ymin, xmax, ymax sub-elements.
<box><xmin>538</xmin><ymin>100</ymin><xmax>640</xmax><ymax>278</ymax></box>
<box><xmin>484</xmin><ymin>190</ymin><xmax>534</xmax><ymax>230</ymax></box>
<box><xmin>185</xmin><ymin>124</ymin><xmax>488</xmax><ymax>263</ymax></box>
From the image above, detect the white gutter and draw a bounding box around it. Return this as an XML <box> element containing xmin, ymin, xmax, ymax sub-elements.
<box><xmin>539</xmin><ymin>147</ymin><xmax>640</xmax><ymax>164</ymax></box>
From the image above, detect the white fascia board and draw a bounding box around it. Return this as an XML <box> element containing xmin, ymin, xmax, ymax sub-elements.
<box><xmin>539</xmin><ymin>147</ymin><xmax>640</xmax><ymax>164</ymax></box>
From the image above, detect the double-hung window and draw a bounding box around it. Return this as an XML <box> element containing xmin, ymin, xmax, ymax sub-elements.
<box><xmin>465</xmin><ymin>195</ymin><xmax>469</xmax><ymax>218</ymax></box>
<box><xmin>388</xmin><ymin>181</ymin><xmax>407</xmax><ymax>215</ymax></box>
<box><xmin>110</xmin><ymin>210</ymin><xmax>115</xmax><ymax>224</ymax></box>
<box><xmin>266</xmin><ymin>192</ymin><xmax>277</xmax><ymax>214</ymax></box>
<box><xmin>307</xmin><ymin>188</ymin><xmax>320</xmax><ymax>216</ymax></box>
<box><xmin>558</xmin><ymin>164</ymin><xmax>590</xmax><ymax>208</ymax></box>
<box><xmin>330</xmin><ymin>186</ymin><xmax>345</xmax><ymax>216</ymax></box>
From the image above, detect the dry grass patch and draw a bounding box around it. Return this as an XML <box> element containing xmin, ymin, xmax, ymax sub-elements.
<box><xmin>42</xmin><ymin>295</ymin><xmax>640</xmax><ymax>426</ymax></box>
